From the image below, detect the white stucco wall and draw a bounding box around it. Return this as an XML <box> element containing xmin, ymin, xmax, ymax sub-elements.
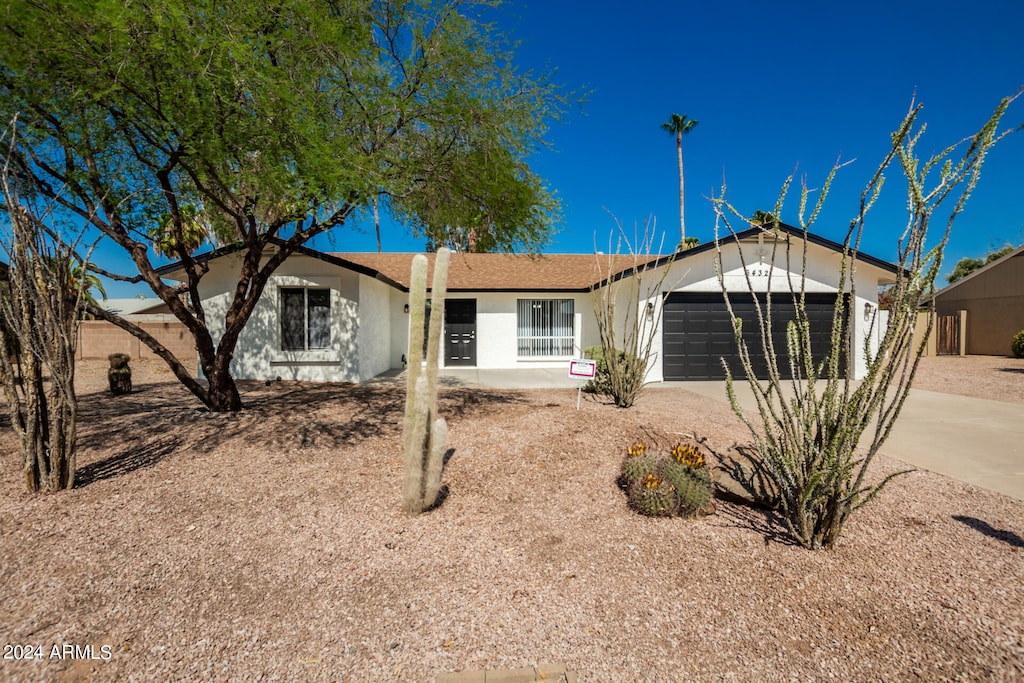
<box><xmin>389</xmin><ymin>288</ymin><xmax>410</xmax><ymax>369</ymax></box>
<box><xmin>357</xmin><ymin>275</ymin><xmax>393</xmax><ymax>381</ymax></box>
<box><xmin>465</xmin><ymin>292</ymin><xmax>585</xmax><ymax>368</ymax></box>
<box><xmin>191</xmin><ymin>253</ymin><xmax>363</xmax><ymax>382</ymax></box>
<box><xmin>383</xmin><ymin>290</ymin><xmax>595</xmax><ymax>371</ymax></box>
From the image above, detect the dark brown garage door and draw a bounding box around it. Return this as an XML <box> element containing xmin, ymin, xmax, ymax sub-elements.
<box><xmin>662</xmin><ymin>292</ymin><xmax>846</xmax><ymax>380</ymax></box>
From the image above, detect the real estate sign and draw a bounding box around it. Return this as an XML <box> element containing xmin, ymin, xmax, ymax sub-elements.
<box><xmin>568</xmin><ymin>358</ymin><xmax>597</xmax><ymax>379</ymax></box>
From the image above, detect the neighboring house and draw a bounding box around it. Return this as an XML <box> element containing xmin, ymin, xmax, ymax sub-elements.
<box><xmin>98</xmin><ymin>297</ymin><xmax>169</xmax><ymax>317</ymax></box>
<box><xmin>933</xmin><ymin>244</ymin><xmax>1024</xmax><ymax>356</ymax></box>
<box><xmin>154</xmin><ymin>223</ymin><xmax>898</xmax><ymax>383</ymax></box>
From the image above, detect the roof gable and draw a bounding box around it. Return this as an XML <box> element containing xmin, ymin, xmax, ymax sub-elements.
<box><xmin>934</xmin><ymin>243</ymin><xmax>1024</xmax><ymax>298</ymax></box>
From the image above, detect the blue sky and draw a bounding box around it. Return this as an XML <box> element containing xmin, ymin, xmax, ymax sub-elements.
<box><xmin>107</xmin><ymin>0</ymin><xmax>1023</xmax><ymax>297</ymax></box>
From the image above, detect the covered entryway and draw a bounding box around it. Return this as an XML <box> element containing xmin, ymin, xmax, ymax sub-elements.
<box><xmin>444</xmin><ymin>299</ymin><xmax>477</xmax><ymax>367</ymax></box>
<box><xmin>662</xmin><ymin>292</ymin><xmax>846</xmax><ymax>380</ymax></box>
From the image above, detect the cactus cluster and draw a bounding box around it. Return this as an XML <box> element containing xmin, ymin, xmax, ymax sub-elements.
<box><xmin>402</xmin><ymin>249</ymin><xmax>451</xmax><ymax>515</ymax></box>
<box><xmin>620</xmin><ymin>440</ymin><xmax>714</xmax><ymax>518</ymax></box>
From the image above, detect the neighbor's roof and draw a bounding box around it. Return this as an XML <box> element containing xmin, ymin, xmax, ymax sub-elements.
<box><xmin>97</xmin><ymin>297</ymin><xmax>167</xmax><ymax>316</ymax></box>
<box><xmin>335</xmin><ymin>252</ymin><xmax>657</xmax><ymax>292</ymax></box>
<box><xmin>933</xmin><ymin>243</ymin><xmax>1024</xmax><ymax>298</ymax></box>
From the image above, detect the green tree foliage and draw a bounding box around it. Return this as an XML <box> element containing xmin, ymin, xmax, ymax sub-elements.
<box><xmin>750</xmin><ymin>210</ymin><xmax>780</xmax><ymax>229</ymax></box>
<box><xmin>946</xmin><ymin>244</ymin><xmax>1017</xmax><ymax>283</ymax></box>
<box><xmin>396</xmin><ymin>144</ymin><xmax>558</xmax><ymax>253</ymax></box>
<box><xmin>0</xmin><ymin>0</ymin><xmax>566</xmax><ymax>411</ymax></box>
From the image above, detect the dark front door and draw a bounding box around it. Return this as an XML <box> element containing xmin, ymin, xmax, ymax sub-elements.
<box><xmin>444</xmin><ymin>299</ymin><xmax>476</xmax><ymax>367</ymax></box>
<box><xmin>662</xmin><ymin>292</ymin><xmax>845</xmax><ymax>380</ymax></box>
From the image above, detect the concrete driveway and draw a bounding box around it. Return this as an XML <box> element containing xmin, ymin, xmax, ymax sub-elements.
<box><xmin>372</xmin><ymin>368</ymin><xmax>1024</xmax><ymax>501</ymax></box>
<box><xmin>674</xmin><ymin>381</ymin><xmax>1024</xmax><ymax>502</ymax></box>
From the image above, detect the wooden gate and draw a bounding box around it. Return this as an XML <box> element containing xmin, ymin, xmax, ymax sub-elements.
<box><xmin>936</xmin><ymin>314</ymin><xmax>961</xmax><ymax>355</ymax></box>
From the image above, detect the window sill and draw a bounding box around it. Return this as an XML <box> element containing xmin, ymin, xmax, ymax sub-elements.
<box><xmin>270</xmin><ymin>359</ymin><xmax>342</xmax><ymax>367</ymax></box>
<box><xmin>270</xmin><ymin>350</ymin><xmax>339</xmax><ymax>366</ymax></box>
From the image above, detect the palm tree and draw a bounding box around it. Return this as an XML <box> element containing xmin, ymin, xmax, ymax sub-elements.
<box><xmin>68</xmin><ymin>261</ymin><xmax>106</xmax><ymax>306</ymax></box>
<box><xmin>149</xmin><ymin>204</ymin><xmax>210</xmax><ymax>259</ymax></box>
<box><xmin>750</xmin><ymin>210</ymin><xmax>779</xmax><ymax>229</ymax></box>
<box><xmin>661</xmin><ymin>113</ymin><xmax>698</xmax><ymax>248</ymax></box>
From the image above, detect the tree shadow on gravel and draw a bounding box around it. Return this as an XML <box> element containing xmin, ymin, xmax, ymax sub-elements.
<box><xmin>72</xmin><ymin>379</ymin><xmax>527</xmax><ymax>484</ymax></box>
<box><xmin>75</xmin><ymin>436</ymin><xmax>179</xmax><ymax>487</ymax></box>
<box><xmin>701</xmin><ymin>441</ymin><xmax>798</xmax><ymax>547</ymax></box>
<box><xmin>997</xmin><ymin>367</ymin><xmax>1024</xmax><ymax>375</ymax></box>
<box><xmin>952</xmin><ymin>515</ymin><xmax>1024</xmax><ymax>549</ymax></box>
<box><xmin>714</xmin><ymin>499</ymin><xmax>800</xmax><ymax>547</ymax></box>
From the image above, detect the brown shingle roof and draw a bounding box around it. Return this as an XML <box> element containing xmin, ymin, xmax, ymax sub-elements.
<box><xmin>334</xmin><ymin>252</ymin><xmax>661</xmax><ymax>291</ymax></box>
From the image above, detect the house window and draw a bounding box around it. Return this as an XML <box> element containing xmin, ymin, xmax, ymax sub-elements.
<box><xmin>517</xmin><ymin>299</ymin><xmax>574</xmax><ymax>357</ymax></box>
<box><xmin>281</xmin><ymin>288</ymin><xmax>331</xmax><ymax>351</ymax></box>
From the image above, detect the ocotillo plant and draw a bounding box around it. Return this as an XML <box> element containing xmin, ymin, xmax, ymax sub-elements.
<box><xmin>402</xmin><ymin>248</ymin><xmax>451</xmax><ymax>514</ymax></box>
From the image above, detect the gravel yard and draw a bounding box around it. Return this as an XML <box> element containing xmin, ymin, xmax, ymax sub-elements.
<box><xmin>0</xmin><ymin>358</ymin><xmax>1022</xmax><ymax>682</ymax></box>
<box><xmin>911</xmin><ymin>354</ymin><xmax>1024</xmax><ymax>404</ymax></box>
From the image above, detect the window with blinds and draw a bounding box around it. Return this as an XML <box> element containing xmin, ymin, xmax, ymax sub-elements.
<box><xmin>516</xmin><ymin>299</ymin><xmax>574</xmax><ymax>357</ymax></box>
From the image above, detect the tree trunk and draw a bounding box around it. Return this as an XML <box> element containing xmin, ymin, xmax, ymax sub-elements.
<box><xmin>205</xmin><ymin>364</ymin><xmax>242</xmax><ymax>412</ymax></box>
<box><xmin>677</xmin><ymin>132</ymin><xmax>685</xmax><ymax>246</ymax></box>
<box><xmin>374</xmin><ymin>196</ymin><xmax>382</xmax><ymax>252</ymax></box>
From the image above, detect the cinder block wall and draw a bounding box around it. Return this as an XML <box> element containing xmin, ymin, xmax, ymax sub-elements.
<box><xmin>78</xmin><ymin>319</ymin><xmax>197</xmax><ymax>361</ymax></box>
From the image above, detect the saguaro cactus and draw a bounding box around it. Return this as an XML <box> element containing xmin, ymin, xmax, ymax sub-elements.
<box><xmin>402</xmin><ymin>248</ymin><xmax>451</xmax><ymax>514</ymax></box>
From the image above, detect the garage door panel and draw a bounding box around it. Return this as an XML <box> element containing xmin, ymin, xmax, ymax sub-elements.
<box><xmin>663</xmin><ymin>292</ymin><xmax>846</xmax><ymax>380</ymax></box>
<box><xmin>709</xmin><ymin>318</ymin><xmax>735</xmax><ymax>334</ymax></box>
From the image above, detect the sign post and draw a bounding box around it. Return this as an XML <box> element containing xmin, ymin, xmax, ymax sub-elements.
<box><xmin>568</xmin><ymin>358</ymin><xmax>597</xmax><ymax>410</ymax></box>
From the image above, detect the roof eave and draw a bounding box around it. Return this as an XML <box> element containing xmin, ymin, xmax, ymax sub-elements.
<box><xmin>153</xmin><ymin>237</ymin><xmax>406</xmax><ymax>291</ymax></box>
<box><xmin>933</xmin><ymin>243</ymin><xmax>1024</xmax><ymax>298</ymax></box>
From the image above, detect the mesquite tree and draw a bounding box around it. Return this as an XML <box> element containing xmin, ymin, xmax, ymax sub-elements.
<box><xmin>402</xmin><ymin>248</ymin><xmax>450</xmax><ymax>514</ymax></box>
<box><xmin>712</xmin><ymin>95</ymin><xmax>1017</xmax><ymax>549</ymax></box>
<box><xmin>0</xmin><ymin>0</ymin><xmax>565</xmax><ymax>411</ymax></box>
<box><xmin>0</xmin><ymin>134</ymin><xmax>86</xmax><ymax>492</ymax></box>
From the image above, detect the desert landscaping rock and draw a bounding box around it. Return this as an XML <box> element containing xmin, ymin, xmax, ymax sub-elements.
<box><xmin>0</xmin><ymin>359</ymin><xmax>1022</xmax><ymax>681</ymax></box>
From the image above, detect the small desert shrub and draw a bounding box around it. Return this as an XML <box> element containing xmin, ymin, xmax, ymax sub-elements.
<box><xmin>1012</xmin><ymin>330</ymin><xmax>1024</xmax><ymax>358</ymax></box>
<box><xmin>620</xmin><ymin>441</ymin><xmax>714</xmax><ymax>518</ymax></box>
<box><xmin>583</xmin><ymin>345</ymin><xmax>644</xmax><ymax>397</ymax></box>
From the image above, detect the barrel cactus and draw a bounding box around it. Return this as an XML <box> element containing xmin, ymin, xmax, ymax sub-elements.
<box><xmin>628</xmin><ymin>473</ymin><xmax>677</xmax><ymax>517</ymax></box>
<box><xmin>621</xmin><ymin>441</ymin><xmax>659</xmax><ymax>485</ymax></box>
<box><xmin>620</xmin><ymin>440</ymin><xmax>714</xmax><ymax>519</ymax></box>
<box><xmin>660</xmin><ymin>458</ymin><xmax>713</xmax><ymax>517</ymax></box>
